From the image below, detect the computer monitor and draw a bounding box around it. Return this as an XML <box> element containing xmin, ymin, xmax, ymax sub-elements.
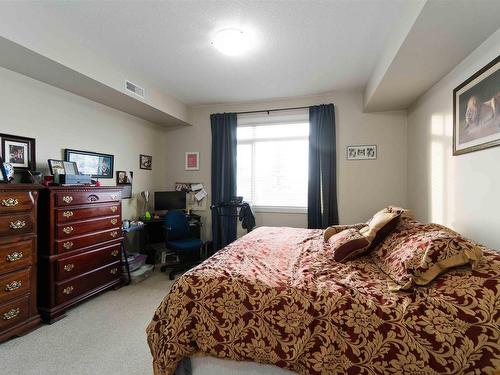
<box><xmin>154</xmin><ymin>191</ymin><xmax>186</xmax><ymax>212</ymax></box>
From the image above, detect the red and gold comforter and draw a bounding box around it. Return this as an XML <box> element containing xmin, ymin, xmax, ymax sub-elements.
<box><xmin>147</xmin><ymin>226</ymin><xmax>500</xmax><ymax>374</ymax></box>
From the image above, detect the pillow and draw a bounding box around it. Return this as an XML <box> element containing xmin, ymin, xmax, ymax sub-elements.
<box><xmin>362</xmin><ymin>209</ymin><xmax>400</xmax><ymax>249</ymax></box>
<box><xmin>328</xmin><ymin>228</ymin><xmax>370</xmax><ymax>262</ymax></box>
<box><xmin>324</xmin><ymin>223</ymin><xmax>367</xmax><ymax>242</ymax></box>
<box><xmin>372</xmin><ymin>221</ymin><xmax>483</xmax><ymax>290</ymax></box>
<box><xmin>325</xmin><ymin>211</ymin><xmax>399</xmax><ymax>262</ymax></box>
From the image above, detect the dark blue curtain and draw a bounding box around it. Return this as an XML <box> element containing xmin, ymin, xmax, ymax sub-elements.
<box><xmin>308</xmin><ymin>104</ymin><xmax>339</xmax><ymax>229</ymax></box>
<box><xmin>211</xmin><ymin>113</ymin><xmax>238</xmax><ymax>251</ymax></box>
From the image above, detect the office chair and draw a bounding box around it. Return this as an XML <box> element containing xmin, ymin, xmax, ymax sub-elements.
<box><xmin>163</xmin><ymin>209</ymin><xmax>203</xmax><ymax>280</ymax></box>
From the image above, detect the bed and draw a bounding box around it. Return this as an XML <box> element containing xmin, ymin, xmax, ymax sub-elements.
<box><xmin>147</xmin><ymin>222</ymin><xmax>500</xmax><ymax>375</ymax></box>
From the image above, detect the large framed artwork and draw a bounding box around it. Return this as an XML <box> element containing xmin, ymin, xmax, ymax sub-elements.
<box><xmin>65</xmin><ymin>149</ymin><xmax>114</xmax><ymax>178</ymax></box>
<box><xmin>453</xmin><ymin>55</ymin><xmax>500</xmax><ymax>155</ymax></box>
<box><xmin>0</xmin><ymin>133</ymin><xmax>36</xmax><ymax>170</ymax></box>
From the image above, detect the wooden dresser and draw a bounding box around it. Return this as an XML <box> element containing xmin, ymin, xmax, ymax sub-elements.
<box><xmin>0</xmin><ymin>184</ymin><xmax>41</xmax><ymax>342</ymax></box>
<box><xmin>38</xmin><ymin>186</ymin><xmax>123</xmax><ymax>322</ymax></box>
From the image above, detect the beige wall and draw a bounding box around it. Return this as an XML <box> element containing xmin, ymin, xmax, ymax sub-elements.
<box><xmin>0</xmin><ymin>66</ymin><xmax>168</xmax><ymax>219</ymax></box>
<box><xmin>163</xmin><ymin>90</ymin><xmax>408</xmax><ymax>240</ymax></box>
<box><xmin>407</xmin><ymin>29</ymin><xmax>500</xmax><ymax>249</ymax></box>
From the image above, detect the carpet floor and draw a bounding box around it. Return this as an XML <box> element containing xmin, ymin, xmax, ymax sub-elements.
<box><xmin>0</xmin><ymin>270</ymin><xmax>174</xmax><ymax>375</ymax></box>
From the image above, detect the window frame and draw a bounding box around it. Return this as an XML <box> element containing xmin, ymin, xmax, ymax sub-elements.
<box><xmin>236</xmin><ymin>112</ymin><xmax>309</xmax><ymax>213</ymax></box>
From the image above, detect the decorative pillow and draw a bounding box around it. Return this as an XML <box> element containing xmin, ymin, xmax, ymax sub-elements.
<box><xmin>328</xmin><ymin>228</ymin><xmax>370</xmax><ymax>262</ymax></box>
<box><xmin>362</xmin><ymin>209</ymin><xmax>401</xmax><ymax>249</ymax></box>
<box><xmin>372</xmin><ymin>220</ymin><xmax>483</xmax><ymax>290</ymax></box>
<box><xmin>324</xmin><ymin>223</ymin><xmax>367</xmax><ymax>242</ymax></box>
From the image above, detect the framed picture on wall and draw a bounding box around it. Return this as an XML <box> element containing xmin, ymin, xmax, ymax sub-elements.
<box><xmin>453</xmin><ymin>55</ymin><xmax>500</xmax><ymax>155</ymax></box>
<box><xmin>65</xmin><ymin>149</ymin><xmax>114</xmax><ymax>178</ymax></box>
<box><xmin>0</xmin><ymin>133</ymin><xmax>36</xmax><ymax>170</ymax></box>
<box><xmin>185</xmin><ymin>152</ymin><xmax>199</xmax><ymax>170</ymax></box>
<box><xmin>346</xmin><ymin>145</ymin><xmax>377</xmax><ymax>160</ymax></box>
<box><xmin>140</xmin><ymin>154</ymin><xmax>152</xmax><ymax>170</ymax></box>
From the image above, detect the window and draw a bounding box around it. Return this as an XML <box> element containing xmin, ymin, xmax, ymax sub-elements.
<box><xmin>237</xmin><ymin>111</ymin><xmax>309</xmax><ymax>212</ymax></box>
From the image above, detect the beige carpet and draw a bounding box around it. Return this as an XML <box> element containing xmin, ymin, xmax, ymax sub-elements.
<box><xmin>0</xmin><ymin>270</ymin><xmax>174</xmax><ymax>375</ymax></box>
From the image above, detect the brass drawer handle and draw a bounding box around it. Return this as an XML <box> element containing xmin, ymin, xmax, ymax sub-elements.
<box><xmin>62</xmin><ymin>196</ymin><xmax>73</xmax><ymax>204</ymax></box>
<box><xmin>110</xmin><ymin>219</ymin><xmax>118</xmax><ymax>225</ymax></box>
<box><xmin>63</xmin><ymin>226</ymin><xmax>74</xmax><ymax>235</ymax></box>
<box><xmin>1</xmin><ymin>198</ymin><xmax>19</xmax><ymax>207</ymax></box>
<box><xmin>3</xmin><ymin>308</ymin><xmax>20</xmax><ymax>320</ymax></box>
<box><xmin>64</xmin><ymin>264</ymin><xmax>75</xmax><ymax>272</ymax></box>
<box><xmin>111</xmin><ymin>249</ymin><xmax>119</xmax><ymax>257</ymax></box>
<box><xmin>6</xmin><ymin>251</ymin><xmax>23</xmax><ymax>262</ymax></box>
<box><xmin>63</xmin><ymin>210</ymin><xmax>74</xmax><ymax>218</ymax></box>
<box><xmin>110</xmin><ymin>206</ymin><xmax>118</xmax><ymax>213</ymax></box>
<box><xmin>63</xmin><ymin>241</ymin><xmax>74</xmax><ymax>250</ymax></box>
<box><xmin>110</xmin><ymin>231</ymin><xmax>118</xmax><ymax>238</ymax></box>
<box><xmin>5</xmin><ymin>280</ymin><xmax>22</xmax><ymax>292</ymax></box>
<box><xmin>63</xmin><ymin>286</ymin><xmax>74</xmax><ymax>295</ymax></box>
<box><xmin>110</xmin><ymin>268</ymin><xmax>118</xmax><ymax>275</ymax></box>
<box><xmin>9</xmin><ymin>220</ymin><xmax>26</xmax><ymax>230</ymax></box>
<box><xmin>88</xmin><ymin>194</ymin><xmax>99</xmax><ymax>202</ymax></box>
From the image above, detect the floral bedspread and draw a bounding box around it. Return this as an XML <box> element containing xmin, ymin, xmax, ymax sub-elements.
<box><xmin>147</xmin><ymin>226</ymin><xmax>500</xmax><ymax>375</ymax></box>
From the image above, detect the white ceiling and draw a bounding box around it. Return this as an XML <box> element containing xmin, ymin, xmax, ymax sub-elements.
<box><xmin>0</xmin><ymin>0</ymin><xmax>416</xmax><ymax>105</ymax></box>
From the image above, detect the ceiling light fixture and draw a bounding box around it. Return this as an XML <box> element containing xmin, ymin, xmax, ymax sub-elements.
<box><xmin>212</xmin><ymin>28</ymin><xmax>253</xmax><ymax>56</ymax></box>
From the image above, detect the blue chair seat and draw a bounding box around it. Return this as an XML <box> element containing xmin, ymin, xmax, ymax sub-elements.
<box><xmin>166</xmin><ymin>238</ymin><xmax>203</xmax><ymax>251</ymax></box>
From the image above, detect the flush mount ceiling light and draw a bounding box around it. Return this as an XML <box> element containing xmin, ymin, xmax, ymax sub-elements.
<box><xmin>212</xmin><ymin>28</ymin><xmax>253</xmax><ymax>56</ymax></box>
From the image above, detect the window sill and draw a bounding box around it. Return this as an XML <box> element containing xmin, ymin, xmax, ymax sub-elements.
<box><xmin>253</xmin><ymin>206</ymin><xmax>307</xmax><ymax>214</ymax></box>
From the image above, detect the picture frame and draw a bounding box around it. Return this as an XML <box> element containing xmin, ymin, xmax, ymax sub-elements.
<box><xmin>116</xmin><ymin>171</ymin><xmax>133</xmax><ymax>199</ymax></box>
<box><xmin>116</xmin><ymin>170</ymin><xmax>133</xmax><ymax>184</ymax></box>
<box><xmin>140</xmin><ymin>154</ymin><xmax>152</xmax><ymax>170</ymax></box>
<box><xmin>346</xmin><ymin>145</ymin><xmax>377</xmax><ymax>160</ymax></box>
<box><xmin>48</xmin><ymin>159</ymin><xmax>66</xmax><ymax>175</ymax></box>
<box><xmin>63</xmin><ymin>161</ymin><xmax>78</xmax><ymax>175</ymax></box>
<box><xmin>453</xmin><ymin>55</ymin><xmax>500</xmax><ymax>155</ymax></box>
<box><xmin>65</xmin><ymin>149</ymin><xmax>114</xmax><ymax>178</ymax></box>
<box><xmin>0</xmin><ymin>133</ymin><xmax>36</xmax><ymax>170</ymax></box>
<box><xmin>185</xmin><ymin>152</ymin><xmax>199</xmax><ymax>170</ymax></box>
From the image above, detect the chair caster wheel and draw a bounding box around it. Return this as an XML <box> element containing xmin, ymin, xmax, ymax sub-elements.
<box><xmin>169</xmin><ymin>272</ymin><xmax>175</xmax><ymax>280</ymax></box>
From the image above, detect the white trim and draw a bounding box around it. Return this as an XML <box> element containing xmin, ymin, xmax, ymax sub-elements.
<box><xmin>253</xmin><ymin>206</ymin><xmax>307</xmax><ymax>214</ymax></box>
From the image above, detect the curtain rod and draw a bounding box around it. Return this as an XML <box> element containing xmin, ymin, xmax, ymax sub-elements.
<box><xmin>235</xmin><ymin>105</ymin><xmax>310</xmax><ymax>115</ymax></box>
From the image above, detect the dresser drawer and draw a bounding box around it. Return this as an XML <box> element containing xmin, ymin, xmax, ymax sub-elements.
<box><xmin>0</xmin><ymin>268</ymin><xmax>30</xmax><ymax>303</ymax></box>
<box><xmin>0</xmin><ymin>213</ymin><xmax>34</xmax><ymax>236</ymax></box>
<box><xmin>56</xmin><ymin>216</ymin><xmax>121</xmax><ymax>239</ymax></box>
<box><xmin>0</xmin><ymin>295</ymin><xmax>30</xmax><ymax>331</ymax></box>
<box><xmin>0</xmin><ymin>239</ymin><xmax>34</xmax><ymax>274</ymax></box>
<box><xmin>56</xmin><ymin>204</ymin><xmax>121</xmax><ymax>223</ymax></box>
<box><xmin>56</xmin><ymin>243</ymin><xmax>122</xmax><ymax>281</ymax></box>
<box><xmin>55</xmin><ymin>190</ymin><xmax>121</xmax><ymax>207</ymax></box>
<box><xmin>55</xmin><ymin>262</ymin><xmax>120</xmax><ymax>305</ymax></box>
<box><xmin>55</xmin><ymin>229</ymin><xmax>122</xmax><ymax>254</ymax></box>
<box><xmin>0</xmin><ymin>191</ymin><xmax>35</xmax><ymax>214</ymax></box>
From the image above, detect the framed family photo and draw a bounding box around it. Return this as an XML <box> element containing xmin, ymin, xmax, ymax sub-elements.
<box><xmin>0</xmin><ymin>133</ymin><xmax>36</xmax><ymax>170</ymax></box>
<box><xmin>453</xmin><ymin>55</ymin><xmax>500</xmax><ymax>155</ymax></box>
